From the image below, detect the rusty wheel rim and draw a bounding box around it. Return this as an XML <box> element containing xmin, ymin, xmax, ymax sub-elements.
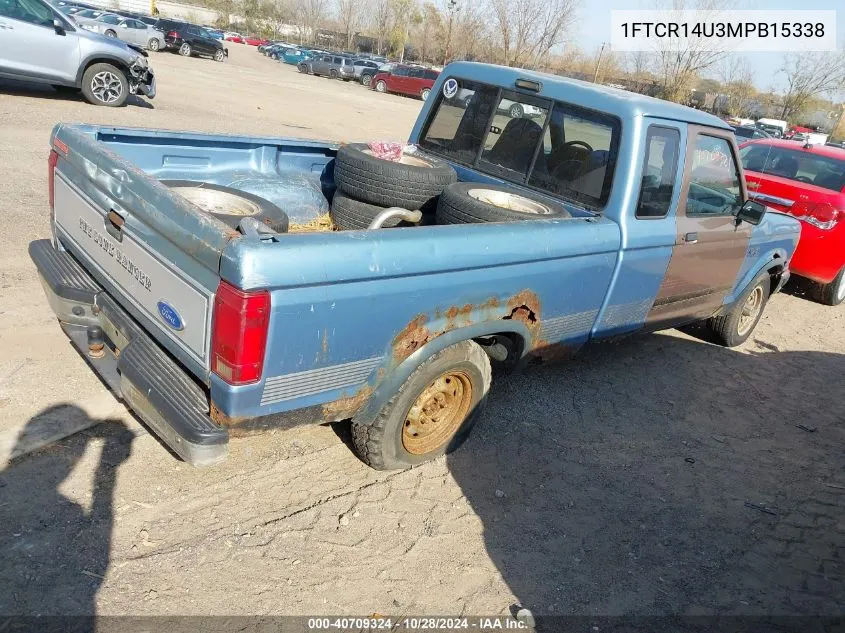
<box><xmin>738</xmin><ymin>285</ymin><xmax>763</xmax><ymax>336</ymax></box>
<box><xmin>403</xmin><ymin>371</ymin><xmax>473</xmax><ymax>455</ymax></box>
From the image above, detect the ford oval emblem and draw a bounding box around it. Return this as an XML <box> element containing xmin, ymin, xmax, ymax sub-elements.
<box><xmin>157</xmin><ymin>301</ymin><xmax>184</xmax><ymax>331</ymax></box>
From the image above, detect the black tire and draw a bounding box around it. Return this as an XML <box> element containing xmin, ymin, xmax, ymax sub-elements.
<box><xmin>333</xmin><ymin>143</ymin><xmax>457</xmax><ymax>210</ymax></box>
<box><xmin>148</xmin><ymin>38</ymin><xmax>160</xmax><ymax>51</ymax></box>
<box><xmin>436</xmin><ymin>182</ymin><xmax>571</xmax><ymax>225</ymax></box>
<box><xmin>330</xmin><ymin>69</ymin><xmax>339</xmax><ymax>79</ymax></box>
<box><xmin>707</xmin><ymin>272</ymin><xmax>771</xmax><ymax>347</ymax></box>
<box><xmin>161</xmin><ymin>181</ymin><xmax>289</xmax><ymax>233</ymax></box>
<box><xmin>351</xmin><ymin>340</ymin><xmax>492</xmax><ymax>470</ymax></box>
<box><xmin>331</xmin><ymin>191</ymin><xmax>419</xmax><ymax>230</ymax></box>
<box><xmin>297</xmin><ymin>62</ymin><xmax>309</xmax><ymax>73</ymax></box>
<box><xmin>104</xmin><ymin>29</ymin><xmax>116</xmax><ymax>38</ymax></box>
<box><xmin>179</xmin><ymin>42</ymin><xmax>191</xmax><ymax>56</ymax></box>
<box><xmin>214</xmin><ymin>49</ymin><xmax>225</xmax><ymax>62</ymax></box>
<box><xmin>420</xmin><ymin>88</ymin><xmax>431</xmax><ymax>101</ymax></box>
<box><xmin>80</xmin><ymin>63</ymin><xmax>128</xmax><ymax>107</ymax></box>
<box><xmin>375</xmin><ymin>79</ymin><xmax>387</xmax><ymax>93</ymax></box>
<box><xmin>815</xmin><ymin>267</ymin><xmax>845</xmax><ymax>306</ymax></box>
<box><xmin>508</xmin><ymin>103</ymin><xmax>524</xmax><ymax>118</ymax></box>
<box><xmin>361</xmin><ymin>74</ymin><xmax>372</xmax><ymax>87</ymax></box>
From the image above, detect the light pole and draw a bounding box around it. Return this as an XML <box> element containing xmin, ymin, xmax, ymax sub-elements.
<box><xmin>593</xmin><ymin>42</ymin><xmax>607</xmax><ymax>83</ymax></box>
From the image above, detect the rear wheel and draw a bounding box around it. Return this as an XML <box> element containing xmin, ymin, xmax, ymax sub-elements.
<box><xmin>179</xmin><ymin>42</ymin><xmax>192</xmax><ymax>56</ymax></box>
<box><xmin>330</xmin><ymin>69</ymin><xmax>339</xmax><ymax>79</ymax></box>
<box><xmin>707</xmin><ymin>272</ymin><xmax>770</xmax><ymax>346</ymax></box>
<box><xmin>297</xmin><ymin>62</ymin><xmax>309</xmax><ymax>73</ymax></box>
<box><xmin>148</xmin><ymin>37</ymin><xmax>160</xmax><ymax>51</ymax></box>
<box><xmin>816</xmin><ymin>267</ymin><xmax>845</xmax><ymax>306</ymax></box>
<box><xmin>104</xmin><ymin>29</ymin><xmax>116</xmax><ymax>38</ymax></box>
<box><xmin>509</xmin><ymin>103</ymin><xmax>524</xmax><ymax>118</ymax></box>
<box><xmin>361</xmin><ymin>74</ymin><xmax>372</xmax><ymax>87</ymax></box>
<box><xmin>351</xmin><ymin>340</ymin><xmax>492</xmax><ymax>470</ymax></box>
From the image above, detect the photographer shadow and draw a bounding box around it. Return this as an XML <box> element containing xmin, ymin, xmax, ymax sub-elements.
<box><xmin>0</xmin><ymin>405</ymin><xmax>134</xmax><ymax>616</ymax></box>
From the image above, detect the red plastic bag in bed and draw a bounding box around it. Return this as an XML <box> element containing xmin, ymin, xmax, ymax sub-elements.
<box><xmin>367</xmin><ymin>141</ymin><xmax>418</xmax><ymax>162</ymax></box>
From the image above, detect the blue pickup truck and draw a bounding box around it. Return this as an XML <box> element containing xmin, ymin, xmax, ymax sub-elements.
<box><xmin>30</xmin><ymin>62</ymin><xmax>801</xmax><ymax>470</ymax></box>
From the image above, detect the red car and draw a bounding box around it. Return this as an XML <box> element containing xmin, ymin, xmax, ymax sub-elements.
<box><xmin>371</xmin><ymin>65</ymin><xmax>439</xmax><ymax>101</ymax></box>
<box><xmin>225</xmin><ymin>35</ymin><xmax>243</xmax><ymax>43</ymax></box>
<box><xmin>739</xmin><ymin>139</ymin><xmax>845</xmax><ymax>305</ymax></box>
<box><xmin>243</xmin><ymin>36</ymin><xmax>269</xmax><ymax>46</ymax></box>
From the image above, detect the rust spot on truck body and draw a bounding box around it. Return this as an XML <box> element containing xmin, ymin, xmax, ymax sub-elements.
<box><xmin>391</xmin><ymin>314</ymin><xmax>432</xmax><ymax>363</ymax></box>
<box><xmin>321</xmin><ymin>385</ymin><xmax>374</xmax><ymax>422</ymax></box>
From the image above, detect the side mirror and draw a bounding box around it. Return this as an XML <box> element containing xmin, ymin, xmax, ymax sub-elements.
<box><xmin>736</xmin><ymin>199</ymin><xmax>767</xmax><ymax>226</ymax></box>
<box><xmin>53</xmin><ymin>18</ymin><xmax>66</xmax><ymax>35</ymax></box>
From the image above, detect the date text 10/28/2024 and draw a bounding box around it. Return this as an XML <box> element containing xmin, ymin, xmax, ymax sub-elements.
<box><xmin>307</xmin><ymin>617</ymin><xmax>529</xmax><ymax>630</ymax></box>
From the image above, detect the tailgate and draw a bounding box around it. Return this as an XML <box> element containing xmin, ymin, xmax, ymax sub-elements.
<box><xmin>50</xmin><ymin>124</ymin><xmax>237</xmax><ymax>374</ymax></box>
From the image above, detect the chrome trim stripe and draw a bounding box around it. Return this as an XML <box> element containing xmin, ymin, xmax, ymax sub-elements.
<box><xmin>260</xmin><ymin>357</ymin><xmax>381</xmax><ymax>406</ymax></box>
<box><xmin>749</xmin><ymin>192</ymin><xmax>794</xmax><ymax>208</ymax></box>
<box><xmin>540</xmin><ymin>310</ymin><xmax>599</xmax><ymax>342</ymax></box>
<box><xmin>601</xmin><ymin>299</ymin><xmax>653</xmax><ymax>329</ymax></box>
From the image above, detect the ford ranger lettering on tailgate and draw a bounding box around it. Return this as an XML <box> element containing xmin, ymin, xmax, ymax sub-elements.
<box><xmin>30</xmin><ymin>63</ymin><xmax>801</xmax><ymax>470</ymax></box>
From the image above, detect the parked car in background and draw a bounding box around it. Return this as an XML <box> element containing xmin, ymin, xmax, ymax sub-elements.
<box><xmin>371</xmin><ymin>65</ymin><xmax>439</xmax><ymax>100</ymax></box>
<box><xmin>352</xmin><ymin>58</ymin><xmax>380</xmax><ymax>79</ymax></box>
<box><xmin>740</xmin><ymin>139</ymin><xmax>845</xmax><ymax>305</ymax></box>
<box><xmin>756</xmin><ymin>118</ymin><xmax>788</xmax><ymax>138</ymax></box>
<box><xmin>0</xmin><ymin>0</ymin><xmax>155</xmax><ymax>106</ymax></box>
<box><xmin>204</xmin><ymin>28</ymin><xmax>224</xmax><ymax>39</ymax></box>
<box><xmin>732</xmin><ymin>125</ymin><xmax>771</xmax><ymax>141</ymax></box>
<box><xmin>243</xmin><ymin>35</ymin><xmax>267</xmax><ymax>46</ymax></box>
<box><xmin>360</xmin><ymin>62</ymin><xmax>394</xmax><ymax>87</ymax></box>
<box><xmin>83</xmin><ymin>14</ymin><xmax>165</xmax><ymax>50</ymax></box>
<box><xmin>162</xmin><ymin>21</ymin><xmax>227</xmax><ymax>61</ymax></box>
<box><xmin>299</xmin><ymin>54</ymin><xmax>355</xmax><ymax>80</ymax></box>
<box><xmin>224</xmin><ymin>32</ymin><xmax>242</xmax><ymax>43</ymax></box>
<box><xmin>66</xmin><ymin>7</ymin><xmax>103</xmax><ymax>26</ymax></box>
<box><xmin>282</xmin><ymin>47</ymin><xmax>310</xmax><ymax>65</ymax></box>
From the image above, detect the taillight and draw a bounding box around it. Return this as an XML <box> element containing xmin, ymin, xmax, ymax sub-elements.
<box><xmin>211</xmin><ymin>281</ymin><xmax>270</xmax><ymax>385</ymax></box>
<box><xmin>791</xmin><ymin>201</ymin><xmax>842</xmax><ymax>230</ymax></box>
<box><xmin>48</xmin><ymin>149</ymin><xmax>59</xmax><ymax>214</ymax></box>
<box><xmin>167</xmin><ymin>30</ymin><xmax>179</xmax><ymax>38</ymax></box>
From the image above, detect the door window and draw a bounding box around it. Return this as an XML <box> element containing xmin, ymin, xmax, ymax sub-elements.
<box><xmin>392</xmin><ymin>66</ymin><xmax>409</xmax><ymax>77</ymax></box>
<box><xmin>636</xmin><ymin>126</ymin><xmax>680</xmax><ymax>218</ymax></box>
<box><xmin>0</xmin><ymin>0</ymin><xmax>54</xmax><ymax>26</ymax></box>
<box><xmin>408</xmin><ymin>67</ymin><xmax>424</xmax><ymax>78</ymax></box>
<box><xmin>686</xmin><ymin>135</ymin><xmax>742</xmax><ymax>216</ymax></box>
<box><xmin>99</xmin><ymin>13</ymin><xmax>120</xmax><ymax>24</ymax></box>
<box><xmin>333</xmin><ymin>57</ymin><xmax>342</xmax><ymax>64</ymax></box>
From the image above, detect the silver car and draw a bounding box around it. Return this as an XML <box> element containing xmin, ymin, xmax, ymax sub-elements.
<box><xmin>81</xmin><ymin>13</ymin><xmax>165</xmax><ymax>51</ymax></box>
<box><xmin>0</xmin><ymin>0</ymin><xmax>155</xmax><ymax>106</ymax></box>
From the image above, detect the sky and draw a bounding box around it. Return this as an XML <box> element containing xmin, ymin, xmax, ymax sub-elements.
<box><xmin>576</xmin><ymin>0</ymin><xmax>844</xmax><ymax>93</ymax></box>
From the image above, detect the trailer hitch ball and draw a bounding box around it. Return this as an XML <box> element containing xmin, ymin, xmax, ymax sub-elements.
<box><xmin>87</xmin><ymin>325</ymin><xmax>106</xmax><ymax>359</ymax></box>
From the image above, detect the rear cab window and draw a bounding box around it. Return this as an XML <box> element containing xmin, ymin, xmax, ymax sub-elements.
<box><xmin>740</xmin><ymin>144</ymin><xmax>845</xmax><ymax>192</ymax></box>
<box><xmin>419</xmin><ymin>78</ymin><xmax>621</xmax><ymax>211</ymax></box>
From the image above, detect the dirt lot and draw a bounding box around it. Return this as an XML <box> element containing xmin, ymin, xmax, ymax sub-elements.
<box><xmin>0</xmin><ymin>44</ymin><xmax>843</xmax><ymax>621</ymax></box>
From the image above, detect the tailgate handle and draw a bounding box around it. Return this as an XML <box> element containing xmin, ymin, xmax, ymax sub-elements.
<box><xmin>684</xmin><ymin>232</ymin><xmax>699</xmax><ymax>244</ymax></box>
<box><xmin>105</xmin><ymin>209</ymin><xmax>124</xmax><ymax>242</ymax></box>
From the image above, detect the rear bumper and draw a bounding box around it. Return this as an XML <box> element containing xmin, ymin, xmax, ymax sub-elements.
<box><xmin>789</xmin><ymin>223</ymin><xmax>845</xmax><ymax>285</ymax></box>
<box><xmin>29</xmin><ymin>239</ymin><xmax>228</xmax><ymax>466</ymax></box>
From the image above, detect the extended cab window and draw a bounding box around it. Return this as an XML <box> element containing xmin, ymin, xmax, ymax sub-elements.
<box><xmin>636</xmin><ymin>127</ymin><xmax>680</xmax><ymax>218</ymax></box>
<box><xmin>0</xmin><ymin>0</ymin><xmax>54</xmax><ymax>26</ymax></box>
<box><xmin>686</xmin><ymin>135</ymin><xmax>742</xmax><ymax>216</ymax></box>
<box><xmin>528</xmin><ymin>103</ymin><xmax>620</xmax><ymax>208</ymax></box>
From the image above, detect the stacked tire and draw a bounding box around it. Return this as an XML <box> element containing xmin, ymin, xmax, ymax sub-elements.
<box><xmin>435</xmin><ymin>182</ymin><xmax>571</xmax><ymax>225</ymax></box>
<box><xmin>330</xmin><ymin>144</ymin><xmax>457</xmax><ymax>230</ymax></box>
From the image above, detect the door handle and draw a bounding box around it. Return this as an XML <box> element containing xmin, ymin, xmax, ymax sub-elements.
<box><xmin>684</xmin><ymin>232</ymin><xmax>699</xmax><ymax>244</ymax></box>
<box><xmin>105</xmin><ymin>209</ymin><xmax>124</xmax><ymax>242</ymax></box>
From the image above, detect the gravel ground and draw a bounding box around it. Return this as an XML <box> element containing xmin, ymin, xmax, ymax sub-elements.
<box><xmin>0</xmin><ymin>44</ymin><xmax>843</xmax><ymax>621</ymax></box>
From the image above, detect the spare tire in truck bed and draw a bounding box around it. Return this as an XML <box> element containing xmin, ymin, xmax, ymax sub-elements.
<box><xmin>333</xmin><ymin>144</ymin><xmax>457</xmax><ymax>210</ymax></box>
<box><xmin>330</xmin><ymin>191</ymin><xmax>406</xmax><ymax>230</ymax></box>
<box><xmin>161</xmin><ymin>181</ymin><xmax>290</xmax><ymax>233</ymax></box>
<box><xmin>436</xmin><ymin>182</ymin><xmax>571</xmax><ymax>225</ymax></box>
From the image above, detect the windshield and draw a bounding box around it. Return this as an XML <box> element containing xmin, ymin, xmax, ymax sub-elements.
<box><xmin>740</xmin><ymin>144</ymin><xmax>845</xmax><ymax>192</ymax></box>
<box><xmin>420</xmin><ymin>78</ymin><xmax>621</xmax><ymax>210</ymax></box>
